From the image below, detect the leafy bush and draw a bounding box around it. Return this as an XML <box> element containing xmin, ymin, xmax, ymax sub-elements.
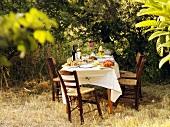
<box><xmin>1</xmin><ymin>0</ymin><xmax>170</xmax><ymax>87</ymax></box>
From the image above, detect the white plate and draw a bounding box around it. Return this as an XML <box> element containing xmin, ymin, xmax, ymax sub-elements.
<box><xmin>103</xmin><ymin>55</ymin><xmax>112</xmax><ymax>58</ymax></box>
<box><xmin>96</xmin><ymin>55</ymin><xmax>112</xmax><ymax>58</ymax></box>
<box><xmin>79</xmin><ymin>64</ymin><xmax>94</xmax><ymax>68</ymax></box>
<box><xmin>62</xmin><ymin>64</ymin><xmax>78</xmax><ymax>68</ymax></box>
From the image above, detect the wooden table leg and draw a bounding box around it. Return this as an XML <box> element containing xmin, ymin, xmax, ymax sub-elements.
<box><xmin>107</xmin><ymin>89</ymin><xmax>113</xmax><ymax>114</ymax></box>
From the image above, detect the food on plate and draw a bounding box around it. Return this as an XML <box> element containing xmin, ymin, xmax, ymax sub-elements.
<box><xmin>101</xmin><ymin>60</ymin><xmax>114</xmax><ymax>67</ymax></box>
<box><xmin>83</xmin><ymin>56</ymin><xmax>97</xmax><ymax>63</ymax></box>
<box><xmin>83</xmin><ymin>58</ymin><xmax>93</xmax><ymax>63</ymax></box>
<box><xmin>89</xmin><ymin>56</ymin><xmax>97</xmax><ymax>60</ymax></box>
<box><xmin>66</xmin><ymin>60</ymin><xmax>82</xmax><ymax>66</ymax></box>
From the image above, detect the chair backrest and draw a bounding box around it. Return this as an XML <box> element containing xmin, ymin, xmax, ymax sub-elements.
<box><xmin>56</xmin><ymin>70</ymin><xmax>81</xmax><ymax>98</ymax></box>
<box><xmin>46</xmin><ymin>57</ymin><xmax>58</xmax><ymax>81</ymax></box>
<box><xmin>136</xmin><ymin>56</ymin><xmax>146</xmax><ymax>81</ymax></box>
<box><xmin>135</xmin><ymin>52</ymin><xmax>142</xmax><ymax>71</ymax></box>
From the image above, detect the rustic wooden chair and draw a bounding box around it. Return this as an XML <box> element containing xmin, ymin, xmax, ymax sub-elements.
<box><xmin>120</xmin><ymin>52</ymin><xmax>143</xmax><ymax>78</ymax></box>
<box><xmin>46</xmin><ymin>57</ymin><xmax>61</xmax><ymax>101</ymax></box>
<box><xmin>118</xmin><ymin>56</ymin><xmax>146</xmax><ymax>110</ymax></box>
<box><xmin>120</xmin><ymin>52</ymin><xmax>144</xmax><ymax>99</ymax></box>
<box><xmin>56</xmin><ymin>70</ymin><xmax>102</xmax><ymax>125</ymax></box>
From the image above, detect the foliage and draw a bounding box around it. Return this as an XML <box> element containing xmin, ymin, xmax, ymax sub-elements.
<box><xmin>0</xmin><ymin>7</ymin><xmax>58</xmax><ymax>88</ymax></box>
<box><xmin>135</xmin><ymin>0</ymin><xmax>170</xmax><ymax>68</ymax></box>
<box><xmin>0</xmin><ymin>8</ymin><xmax>58</xmax><ymax>66</ymax></box>
<box><xmin>1</xmin><ymin>0</ymin><xmax>170</xmax><ymax>86</ymax></box>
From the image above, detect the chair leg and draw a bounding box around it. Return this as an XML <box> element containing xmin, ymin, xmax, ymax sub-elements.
<box><xmin>139</xmin><ymin>86</ymin><xmax>142</xmax><ymax>100</ymax></box>
<box><xmin>139</xmin><ymin>80</ymin><xmax>142</xmax><ymax>100</ymax></box>
<box><xmin>80</xmin><ymin>106</ymin><xmax>84</xmax><ymax>125</ymax></box>
<box><xmin>52</xmin><ymin>82</ymin><xmax>55</xmax><ymax>101</ymax></box>
<box><xmin>66</xmin><ymin>104</ymin><xmax>72</xmax><ymax>123</ymax></box>
<box><xmin>93</xmin><ymin>90</ymin><xmax>102</xmax><ymax>116</ymax></box>
<box><xmin>77</xmin><ymin>99</ymin><xmax>84</xmax><ymax>125</ymax></box>
<box><xmin>55</xmin><ymin>81</ymin><xmax>61</xmax><ymax>102</ymax></box>
<box><xmin>121</xmin><ymin>86</ymin><xmax>125</xmax><ymax>95</ymax></box>
<box><xmin>135</xmin><ymin>86</ymin><xmax>139</xmax><ymax>110</ymax></box>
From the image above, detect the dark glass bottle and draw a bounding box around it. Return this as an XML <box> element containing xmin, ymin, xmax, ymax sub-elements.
<box><xmin>72</xmin><ymin>45</ymin><xmax>76</xmax><ymax>61</ymax></box>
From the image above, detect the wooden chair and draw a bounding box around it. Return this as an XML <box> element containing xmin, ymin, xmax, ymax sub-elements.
<box><xmin>120</xmin><ymin>52</ymin><xmax>143</xmax><ymax>78</ymax></box>
<box><xmin>118</xmin><ymin>56</ymin><xmax>146</xmax><ymax>110</ymax></box>
<box><xmin>46</xmin><ymin>57</ymin><xmax>61</xmax><ymax>101</ymax></box>
<box><xmin>120</xmin><ymin>52</ymin><xmax>144</xmax><ymax>99</ymax></box>
<box><xmin>56</xmin><ymin>70</ymin><xmax>102</xmax><ymax>125</ymax></box>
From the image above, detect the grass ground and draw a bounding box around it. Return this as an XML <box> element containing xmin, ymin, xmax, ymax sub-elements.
<box><xmin>0</xmin><ymin>82</ymin><xmax>170</xmax><ymax>127</ymax></box>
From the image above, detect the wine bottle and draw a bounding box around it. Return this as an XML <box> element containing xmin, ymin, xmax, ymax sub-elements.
<box><xmin>72</xmin><ymin>45</ymin><xmax>76</xmax><ymax>61</ymax></box>
<box><xmin>98</xmin><ymin>46</ymin><xmax>103</xmax><ymax>56</ymax></box>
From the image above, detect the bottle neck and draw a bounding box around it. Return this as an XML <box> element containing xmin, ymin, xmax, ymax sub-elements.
<box><xmin>72</xmin><ymin>45</ymin><xmax>75</xmax><ymax>50</ymax></box>
<box><xmin>99</xmin><ymin>46</ymin><xmax>102</xmax><ymax>51</ymax></box>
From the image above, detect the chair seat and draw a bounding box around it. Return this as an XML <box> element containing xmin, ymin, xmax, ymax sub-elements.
<box><xmin>118</xmin><ymin>78</ymin><xmax>137</xmax><ymax>86</ymax></box>
<box><xmin>67</xmin><ymin>87</ymin><xmax>95</xmax><ymax>96</ymax></box>
<box><xmin>120</xmin><ymin>70</ymin><xmax>130</xmax><ymax>74</ymax></box>
<box><xmin>53</xmin><ymin>77</ymin><xmax>60</xmax><ymax>82</ymax></box>
<box><xmin>120</xmin><ymin>70</ymin><xmax>135</xmax><ymax>74</ymax></box>
<box><xmin>121</xmin><ymin>72</ymin><xmax>136</xmax><ymax>79</ymax></box>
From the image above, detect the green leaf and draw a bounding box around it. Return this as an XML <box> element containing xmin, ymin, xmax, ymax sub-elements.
<box><xmin>167</xmin><ymin>1</ymin><xmax>170</xmax><ymax>14</ymax></box>
<box><xmin>159</xmin><ymin>53</ymin><xmax>170</xmax><ymax>68</ymax></box>
<box><xmin>33</xmin><ymin>30</ymin><xmax>46</xmax><ymax>44</ymax></box>
<box><xmin>149</xmin><ymin>31</ymin><xmax>170</xmax><ymax>41</ymax></box>
<box><xmin>49</xmin><ymin>19</ymin><xmax>58</xmax><ymax>29</ymax></box>
<box><xmin>135</xmin><ymin>20</ymin><xmax>160</xmax><ymax>27</ymax></box>
<box><xmin>25</xmin><ymin>13</ymin><xmax>34</xmax><ymax>26</ymax></box>
<box><xmin>34</xmin><ymin>30</ymin><xmax>55</xmax><ymax>44</ymax></box>
<box><xmin>144</xmin><ymin>27</ymin><xmax>162</xmax><ymax>33</ymax></box>
<box><xmin>137</xmin><ymin>8</ymin><xmax>156</xmax><ymax>16</ymax></box>
<box><xmin>46</xmin><ymin>31</ymin><xmax>54</xmax><ymax>43</ymax></box>
<box><xmin>159</xmin><ymin>20</ymin><xmax>170</xmax><ymax>27</ymax></box>
<box><xmin>137</xmin><ymin>8</ymin><xmax>169</xmax><ymax>17</ymax></box>
<box><xmin>160</xmin><ymin>41</ymin><xmax>170</xmax><ymax>47</ymax></box>
<box><xmin>0</xmin><ymin>55</ymin><xmax>11</xmax><ymax>66</ymax></box>
<box><xmin>18</xmin><ymin>18</ymin><xmax>29</xmax><ymax>27</ymax></box>
<box><xmin>25</xmin><ymin>9</ymin><xmax>44</xmax><ymax>29</ymax></box>
<box><xmin>156</xmin><ymin>38</ymin><xmax>164</xmax><ymax>56</ymax></box>
<box><xmin>142</xmin><ymin>2</ymin><xmax>162</xmax><ymax>10</ymax></box>
<box><xmin>29</xmin><ymin>8</ymin><xmax>39</xmax><ymax>15</ymax></box>
<box><xmin>17</xmin><ymin>44</ymin><xmax>26</xmax><ymax>58</ymax></box>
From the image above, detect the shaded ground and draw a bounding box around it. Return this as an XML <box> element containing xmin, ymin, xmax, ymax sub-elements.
<box><xmin>0</xmin><ymin>83</ymin><xmax>170</xmax><ymax>127</ymax></box>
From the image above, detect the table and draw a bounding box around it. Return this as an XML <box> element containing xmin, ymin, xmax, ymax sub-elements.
<box><xmin>61</xmin><ymin>55</ymin><xmax>122</xmax><ymax>113</ymax></box>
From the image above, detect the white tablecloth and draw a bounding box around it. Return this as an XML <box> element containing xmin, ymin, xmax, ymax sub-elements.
<box><xmin>61</xmin><ymin>55</ymin><xmax>122</xmax><ymax>103</ymax></box>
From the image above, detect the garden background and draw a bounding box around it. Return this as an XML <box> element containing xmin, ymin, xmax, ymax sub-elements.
<box><xmin>1</xmin><ymin>0</ymin><xmax>170</xmax><ymax>89</ymax></box>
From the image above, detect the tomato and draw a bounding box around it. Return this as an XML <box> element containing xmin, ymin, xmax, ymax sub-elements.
<box><xmin>102</xmin><ymin>60</ymin><xmax>114</xmax><ymax>67</ymax></box>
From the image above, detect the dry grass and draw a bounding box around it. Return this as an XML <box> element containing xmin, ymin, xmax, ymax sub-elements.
<box><xmin>0</xmin><ymin>83</ymin><xmax>170</xmax><ymax>127</ymax></box>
